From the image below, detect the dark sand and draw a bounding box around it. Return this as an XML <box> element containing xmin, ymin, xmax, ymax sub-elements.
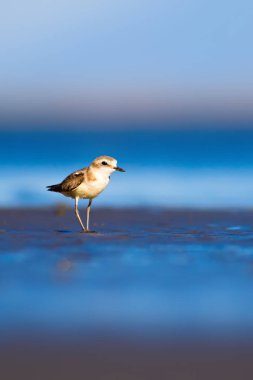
<box><xmin>1</xmin><ymin>207</ymin><xmax>253</xmax><ymax>379</ymax></box>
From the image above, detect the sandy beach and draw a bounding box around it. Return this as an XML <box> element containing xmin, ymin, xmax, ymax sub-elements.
<box><xmin>1</xmin><ymin>207</ymin><xmax>253</xmax><ymax>379</ymax></box>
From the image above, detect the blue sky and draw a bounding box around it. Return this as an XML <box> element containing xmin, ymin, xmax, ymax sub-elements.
<box><xmin>0</xmin><ymin>0</ymin><xmax>252</xmax><ymax>121</ymax></box>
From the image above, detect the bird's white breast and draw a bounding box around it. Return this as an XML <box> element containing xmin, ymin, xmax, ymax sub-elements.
<box><xmin>72</xmin><ymin>175</ymin><xmax>109</xmax><ymax>199</ymax></box>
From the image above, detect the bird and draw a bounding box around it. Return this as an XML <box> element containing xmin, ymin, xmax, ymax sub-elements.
<box><xmin>47</xmin><ymin>156</ymin><xmax>125</xmax><ymax>232</ymax></box>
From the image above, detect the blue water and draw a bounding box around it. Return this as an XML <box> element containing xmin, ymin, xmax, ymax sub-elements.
<box><xmin>2</xmin><ymin>209</ymin><xmax>253</xmax><ymax>342</ymax></box>
<box><xmin>1</xmin><ymin>128</ymin><xmax>253</xmax><ymax>207</ymax></box>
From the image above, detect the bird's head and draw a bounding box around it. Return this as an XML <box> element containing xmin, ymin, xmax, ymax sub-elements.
<box><xmin>90</xmin><ymin>156</ymin><xmax>126</xmax><ymax>175</ymax></box>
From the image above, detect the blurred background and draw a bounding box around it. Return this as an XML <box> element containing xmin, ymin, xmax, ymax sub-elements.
<box><xmin>1</xmin><ymin>0</ymin><xmax>253</xmax><ymax>209</ymax></box>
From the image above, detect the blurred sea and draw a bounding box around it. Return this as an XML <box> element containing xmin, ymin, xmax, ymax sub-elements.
<box><xmin>1</xmin><ymin>127</ymin><xmax>253</xmax><ymax>208</ymax></box>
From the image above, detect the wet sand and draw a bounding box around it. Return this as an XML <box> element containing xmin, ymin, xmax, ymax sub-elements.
<box><xmin>1</xmin><ymin>207</ymin><xmax>253</xmax><ymax>379</ymax></box>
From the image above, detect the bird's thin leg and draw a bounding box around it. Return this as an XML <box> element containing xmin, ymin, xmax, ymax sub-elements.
<box><xmin>75</xmin><ymin>197</ymin><xmax>85</xmax><ymax>231</ymax></box>
<box><xmin>86</xmin><ymin>199</ymin><xmax>92</xmax><ymax>231</ymax></box>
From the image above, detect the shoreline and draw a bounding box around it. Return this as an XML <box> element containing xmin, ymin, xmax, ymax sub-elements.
<box><xmin>1</xmin><ymin>208</ymin><xmax>253</xmax><ymax>379</ymax></box>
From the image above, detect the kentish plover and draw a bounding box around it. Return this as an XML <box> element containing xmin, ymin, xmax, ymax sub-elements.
<box><xmin>47</xmin><ymin>156</ymin><xmax>125</xmax><ymax>232</ymax></box>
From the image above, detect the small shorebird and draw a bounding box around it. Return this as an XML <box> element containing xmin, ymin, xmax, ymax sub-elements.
<box><xmin>47</xmin><ymin>156</ymin><xmax>125</xmax><ymax>232</ymax></box>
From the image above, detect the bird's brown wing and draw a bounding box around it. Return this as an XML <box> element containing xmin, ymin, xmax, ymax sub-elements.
<box><xmin>60</xmin><ymin>168</ymin><xmax>86</xmax><ymax>192</ymax></box>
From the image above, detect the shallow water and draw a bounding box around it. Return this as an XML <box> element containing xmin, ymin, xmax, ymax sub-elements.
<box><xmin>1</xmin><ymin>208</ymin><xmax>253</xmax><ymax>344</ymax></box>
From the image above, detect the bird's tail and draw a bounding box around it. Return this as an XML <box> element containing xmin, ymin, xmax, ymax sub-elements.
<box><xmin>46</xmin><ymin>184</ymin><xmax>62</xmax><ymax>192</ymax></box>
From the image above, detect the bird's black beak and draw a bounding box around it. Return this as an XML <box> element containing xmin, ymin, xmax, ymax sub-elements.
<box><xmin>115</xmin><ymin>166</ymin><xmax>126</xmax><ymax>172</ymax></box>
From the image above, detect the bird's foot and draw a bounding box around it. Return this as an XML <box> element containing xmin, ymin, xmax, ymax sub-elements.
<box><xmin>81</xmin><ymin>229</ymin><xmax>97</xmax><ymax>234</ymax></box>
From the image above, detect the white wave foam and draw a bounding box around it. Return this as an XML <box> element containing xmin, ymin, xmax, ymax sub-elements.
<box><xmin>1</xmin><ymin>166</ymin><xmax>253</xmax><ymax>208</ymax></box>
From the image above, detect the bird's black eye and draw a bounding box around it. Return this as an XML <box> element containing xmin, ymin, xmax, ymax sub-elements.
<box><xmin>102</xmin><ymin>161</ymin><xmax>108</xmax><ymax>166</ymax></box>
